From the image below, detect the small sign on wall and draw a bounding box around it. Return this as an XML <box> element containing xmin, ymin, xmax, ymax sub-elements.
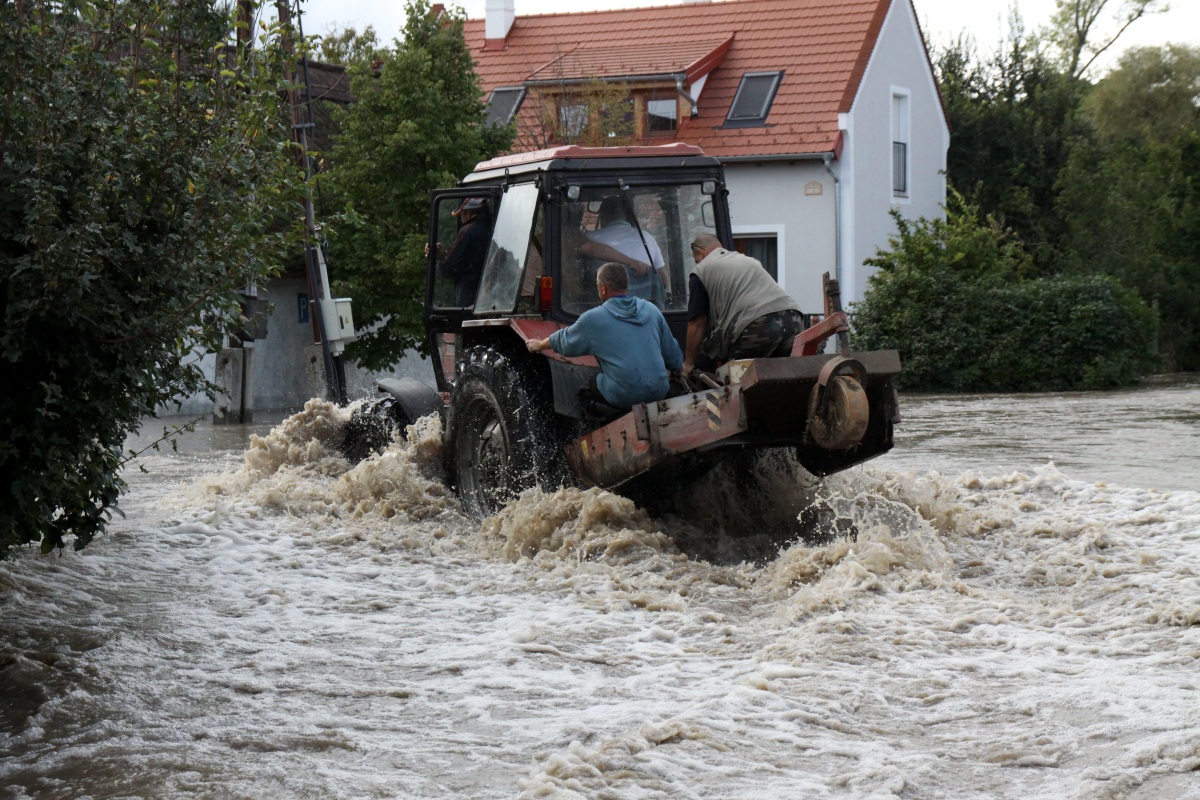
<box><xmin>298</xmin><ymin>293</ymin><xmax>310</xmax><ymax>324</ymax></box>
<box><xmin>805</xmin><ymin>181</ymin><xmax>824</xmax><ymax>196</ymax></box>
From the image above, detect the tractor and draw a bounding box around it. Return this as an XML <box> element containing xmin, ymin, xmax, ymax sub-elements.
<box><xmin>345</xmin><ymin>144</ymin><xmax>901</xmax><ymax>517</ymax></box>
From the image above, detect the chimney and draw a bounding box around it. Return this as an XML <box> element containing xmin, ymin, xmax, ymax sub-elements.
<box><xmin>485</xmin><ymin>0</ymin><xmax>515</xmax><ymax>44</ymax></box>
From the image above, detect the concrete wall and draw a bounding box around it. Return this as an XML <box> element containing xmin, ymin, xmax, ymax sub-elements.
<box><xmin>839</xmin><ymin>0</ymin><xmax>949</xmax><ymax>306</ymax></box>
<box><xmin>166</xmin><ymin>277</ymin><xmax>438</xmax><ymax>419</ymax></box>
<box><xmin>723</xmin><ymin>160</ymin><xmax>836</xmax><ymax>314</ymax></box>
<box><xmin>254</xmin><ymin>277</ymin><xmax>320</xmax><ymax>408</ymax></box>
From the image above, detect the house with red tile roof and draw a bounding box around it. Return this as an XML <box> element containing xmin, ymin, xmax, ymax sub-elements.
<box><xmin>465</xmin><ymin>0</ymin><xmax>948</xmax><ymax>311</ymax></box>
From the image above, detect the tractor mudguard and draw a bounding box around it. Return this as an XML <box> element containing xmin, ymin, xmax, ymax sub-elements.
<box><xmin>374</xmin><ymin>377</ymin><xmax>443</xmax><ymax>422</ymax></box>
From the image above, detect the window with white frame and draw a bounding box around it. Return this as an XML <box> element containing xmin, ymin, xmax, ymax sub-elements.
<box><xmin>891</xmin><ymin>90</ymin><xmax>910</xmax><ymax>197</ymax></box>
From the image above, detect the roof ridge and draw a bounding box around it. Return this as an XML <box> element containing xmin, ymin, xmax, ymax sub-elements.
<box><xmin>463</xmin><ymin>0</ymin><xmax>877</xmax><ymax>24</ymax></box>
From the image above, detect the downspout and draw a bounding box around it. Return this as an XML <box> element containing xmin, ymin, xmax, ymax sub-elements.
<box><xmin>822</xmin><ymin>152</ymin><xmax>842</xmax><ymax>287</ymax></box>
<box><xmin>674</xmin><ymin>74</ymin><xmax>697</xmax><ymax>117</ymax></box>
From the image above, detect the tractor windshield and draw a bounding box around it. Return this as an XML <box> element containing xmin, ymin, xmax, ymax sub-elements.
<box><xmin>560</xmin><ymin>182</ymin><xmax>718</xmax><ymax>315</ymax></box>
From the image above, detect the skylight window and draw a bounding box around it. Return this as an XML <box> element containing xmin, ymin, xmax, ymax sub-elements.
<box><xmin>725</xmin><ymin>71</ymin><xmax>783</xmax><ymax>126</ymax></box>
<box><xmin>486</xmin><ymin>87</ymin><xmax>525</xmax><ymax>126</ymax></box>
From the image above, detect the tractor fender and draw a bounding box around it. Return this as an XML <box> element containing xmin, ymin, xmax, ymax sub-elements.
<box><xmin>374</xmin><ymin>377</ymin><xmax>443</xmax><ymax>422</ymax></box>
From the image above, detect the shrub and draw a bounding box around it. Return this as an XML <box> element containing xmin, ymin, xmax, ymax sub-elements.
<box><xmin>1</xmin><ymin>1</ymin><xmax>305</xmax><ymax>557</ymax></box>
<box><xmin>851</xmin><ymin>202</ymin><xmax>1156</xmax><ymax>392</ymax></box>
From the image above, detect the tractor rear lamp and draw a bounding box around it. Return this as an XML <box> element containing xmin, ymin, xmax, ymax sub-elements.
<box><xmin>538</xmin><ymin>276</ymin><xmax>553</xmax><ymax>312</ymax></box>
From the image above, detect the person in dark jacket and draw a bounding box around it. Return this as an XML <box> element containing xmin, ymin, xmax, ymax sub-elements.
<box><xmin>526</xmin><ymin>263</ymin><xmax>682</xmax><ymax>410</ymax></box>
<box><xmin>437</xmin><ymin>198</ymin><xmax>491</xmax><ymax>307</ymax></box>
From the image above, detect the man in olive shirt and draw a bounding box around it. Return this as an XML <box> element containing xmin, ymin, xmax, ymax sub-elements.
<box><xmin>682</xmin><ymin>233</ymin><xmax>803</xmax><ymax>376</ymax></box>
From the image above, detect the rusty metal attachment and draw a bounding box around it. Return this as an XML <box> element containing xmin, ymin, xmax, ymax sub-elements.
<box><xmin>806</xmin><ymin>356</ymin><xmax>869</xmax><ymax>450</ymax></box>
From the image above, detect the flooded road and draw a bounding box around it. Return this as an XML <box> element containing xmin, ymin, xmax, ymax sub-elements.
<box><xmin>2</xmin><ymin>375</ymin><xmax>1198</xmax><ymax>799</ymax></box>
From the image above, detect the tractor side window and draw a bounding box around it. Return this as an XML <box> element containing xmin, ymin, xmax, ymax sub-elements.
<box><xmin>475</xmin><ymin>183</ymin><xmax>539</xmax><ymax>314</ymax></box>
<box><xmin>653</xmin><ymin>183</ymin><xmax>719</xmax><ymax>313</ymax></box>
<box><xmin>516</xmin><ymin>205</ymin><xmax>545</xmax><ymax>312</ymax></box>
<box><xmin>431</xmin><ymin>195</ymin><xmax>492</xmax><ymax>309</ymax></box>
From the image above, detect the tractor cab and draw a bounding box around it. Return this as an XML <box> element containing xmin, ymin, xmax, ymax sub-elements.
<box><xmin>424</xmin><ymin>144</ymin><xmax>729</xmax><ymax>391</ymax></box>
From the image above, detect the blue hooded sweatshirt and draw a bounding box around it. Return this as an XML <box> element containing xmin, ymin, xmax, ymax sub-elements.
<box><xmin>549</xmin><ymin>295</ymin><xmax>683</xmax><ymax>409</ymax></box>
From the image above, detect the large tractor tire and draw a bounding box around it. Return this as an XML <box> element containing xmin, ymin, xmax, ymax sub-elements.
<box><xmin>340</xmin><ymin>378</ymin><xmax>442</xmax><ymax>464</ymax></box>
<box><xmin>445</xmin><ymin>346</ymin><xmax>569</xmax><ymax>517</ymax></box>
<box><xmin>341</xmin><ymin>396</ymin><xmax>404</xmax><ymax>464</ymax></box>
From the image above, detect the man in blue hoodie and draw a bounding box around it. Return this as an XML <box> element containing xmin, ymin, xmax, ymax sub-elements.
<box><xmin>526</xmin><ymin>263</ymin><xmax>683</xmax><ymax>410</ymax></box>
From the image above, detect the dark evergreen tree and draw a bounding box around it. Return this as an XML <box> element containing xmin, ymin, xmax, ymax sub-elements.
<box><xmin>936</xmin><ymin>33</ymin><xmax>1089</xmax><ymax>273</ymax></box>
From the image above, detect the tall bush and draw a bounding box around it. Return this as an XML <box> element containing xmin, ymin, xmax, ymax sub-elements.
<box><xmin>0</xmin><ymin>0</ymin><xmax>306</xmax><ymax>558</ymax></box>
<box><xmin>851</xmin><ymin>202</ymin><xmax>1156</xmax><ymax>392</ymax></box>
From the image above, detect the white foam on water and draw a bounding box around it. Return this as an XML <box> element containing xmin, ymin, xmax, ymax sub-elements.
<box><xmin>3</xmin><ymin>402</ymin><xmax>1198</xmax><ymax>799</ymax></box>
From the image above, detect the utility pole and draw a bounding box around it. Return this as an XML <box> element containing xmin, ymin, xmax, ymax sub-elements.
<box><xmin>214</xmin><ymin>0</ymin><xmax>263</xmax><ymax>425</ymax></box>
<box><xmin>276</xmin><ymin>0</ymin><xmax>352</xmax><ymax>406</ymax></box>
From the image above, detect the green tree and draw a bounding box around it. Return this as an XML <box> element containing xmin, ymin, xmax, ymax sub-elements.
<box><xmin>934</xmin><ymin>2</ymin><xmax>1162</xmax><ymax>273</ymax></box>
<box><xmin>1082</xmin><ymin>44</ymin><xmax>1200</xmax><ymax>146</ymax></box>
<box><xmin>1046</xmin><ymin>0</ymin><xmax>1166</xmax><ymax>78</ymax></box>
<box><xmin>0</xmin><ymin>0</ymin><xmax>306</xmax><ymax>558</ymax></box>
<box><xmin>317</xmin><ymin>24</ymin><xmax>385</xmax><ymax>66</ymax></box>
<box><xmin>1058</xmin><ymin>46</ymin><xmax>1200</xmax><ymax>370</ymax></box>
<box><xmin>325</xmin><ymin>0</ymin><xmax>512</xmax><ymax>370</ymax></box>
<box><xmin>935</xmin><ymin>29</ymin><xmax>1089</xmax><ymax>272</ymax></box>
<box><xmin>851</xmin><ymin>199</ymin><xmax>1156</xmax><ymax>392</ymax></box>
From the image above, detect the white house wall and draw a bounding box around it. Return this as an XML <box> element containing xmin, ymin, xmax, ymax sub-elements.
<box><xmin>723</xmin><ymin>160</ymin><xmax>837</xmax><ymax>315</ymax></box>
<box><xmin>840</xmin><ymin>0</ymin><xmax>949</xmax><ymax>306</ymax></box>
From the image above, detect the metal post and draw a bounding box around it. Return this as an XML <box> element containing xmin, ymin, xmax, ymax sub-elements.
<box><xmin>277</xmin><ymin>0</ymin><xmax>346</xmax><ymax>405</ymax></box>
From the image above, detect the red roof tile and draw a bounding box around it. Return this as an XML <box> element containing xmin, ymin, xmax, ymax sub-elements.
<box><xmin>465</xmin><ymin>0</ymin><xmax>897</xmax><ymax>158</ymax></box>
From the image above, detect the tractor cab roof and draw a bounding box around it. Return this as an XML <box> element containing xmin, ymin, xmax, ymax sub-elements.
<box><xmin>462</xmin><ymin>143</ymin><xmax>719</xmax><ymax>184</ymax></box>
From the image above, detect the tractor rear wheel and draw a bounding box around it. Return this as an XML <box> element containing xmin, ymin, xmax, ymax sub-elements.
<box><xmin>446</xmin><ymin>346</ymin><xmax>567</xmax><ymax>517</ymax></box>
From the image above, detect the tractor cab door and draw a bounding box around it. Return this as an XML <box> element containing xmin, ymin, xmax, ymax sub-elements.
<box><xmin>427</xmin><ymin>188</ymin><xmax>498</xmax><ymax>393</ymax></box>
<box><xmin>427</xmin><ymin>189</ymin><xmax>500</xmax><ymax>316</ymax></box>
<box><xmin>472</xmin><ymin>182</ymin><xmax>543</xmax><ymax>316</ymax></box>
<box><xmin>426</xmin><ymin>184</ymin><xmax>544</xmax><ymax>393</ymax></box>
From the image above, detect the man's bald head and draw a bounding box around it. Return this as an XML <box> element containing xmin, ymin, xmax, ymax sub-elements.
<box><xmin>690</xmin><ymin>233</ymin><xmax>722</xmax><ymax>262</ymax></box>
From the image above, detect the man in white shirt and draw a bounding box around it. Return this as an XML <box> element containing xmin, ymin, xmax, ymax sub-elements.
<box><xmin>578</xmin><ymin>197</ymin><xmax>666</xmax><ymax>306</ymax></box>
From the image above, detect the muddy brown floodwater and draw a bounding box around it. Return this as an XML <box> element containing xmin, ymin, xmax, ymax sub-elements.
<box><xmin>2</xmin><ymin>374</ymin><xmax>1198</xmax><ymax>799</ymax></box>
